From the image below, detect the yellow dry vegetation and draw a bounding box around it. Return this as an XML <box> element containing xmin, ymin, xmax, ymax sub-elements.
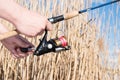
<box><xmin>0</xmin><ymin>0</ymin><xmax>120</xmax><ymax>80</ymax></box>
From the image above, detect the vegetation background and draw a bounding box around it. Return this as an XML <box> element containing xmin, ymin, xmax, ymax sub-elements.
<box><xmin>0</xmin><ymin>0</ymin><xmax>120</xmax><ymax>80</ymax></box>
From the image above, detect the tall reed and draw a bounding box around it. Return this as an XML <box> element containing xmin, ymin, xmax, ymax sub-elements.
<box><xmin>0</xmin><ymin>0</ymin><xmax>120</xmax><ymax>80</ymax></box>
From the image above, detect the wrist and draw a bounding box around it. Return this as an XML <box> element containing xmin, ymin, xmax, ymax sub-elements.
<box><xmin>0</xmin><ymin>0</ymin><xmax>26</xmax><ymax>26</ymax></box>
<box><xmin>12</xmin><ymin>8</ymin><xmax>29</xmax><ymax>26</ymax></box>
<box><xmin>9</xmin><ymin>1</ymin><xmax>28</xmax><ymax>26</ymax></box>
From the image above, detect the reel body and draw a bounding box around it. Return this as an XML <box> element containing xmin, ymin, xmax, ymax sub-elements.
<box><xmin>34</xmin><ymin>30</ymin><xmax>70</xmax><ymax>56</ymax></box>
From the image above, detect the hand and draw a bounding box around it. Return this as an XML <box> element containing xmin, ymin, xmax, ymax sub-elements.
<box><xmin>14</xmin><ymin>10</ymin><xmax>52</xmax><ymax>37</ymax></box>
<box><xmin>0</xmin><ymin>0</ymin><xmax>52</xmax><ymax>37</ymax></box>
<box><xmin>0</xmin><ymin>23</ymin><xmax>34</xmax><ymax>58</ymax></box>
<box><xmin>1</xmin><ymin>35</ymin><xmax>34</xmax><ymax>58</ymax></box>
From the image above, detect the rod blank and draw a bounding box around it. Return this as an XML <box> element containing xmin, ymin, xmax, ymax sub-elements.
<box><xmin>79</xmin><ymin>0</ymin><xmax>120</xmax><ymax>14</ymax></box>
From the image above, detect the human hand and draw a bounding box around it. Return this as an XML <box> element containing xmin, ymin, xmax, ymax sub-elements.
<box><xmin>0</xmin><ymin>0</ymin><xmax>52</xmax><ymax>37</ymax></box>
<box><xmin>0</xmin><ymin>23</ymin><xmax>34</xmax><ymax>58</ymax></box>
<box><xmin>14</xmin><ymin>10</ymin><xmax>52</xmax><ymax>37</ymax></box>
<box><xmin>1</xmin><ymin>35</ymin><xmax>34</xmax><ymax>58</ymax></box>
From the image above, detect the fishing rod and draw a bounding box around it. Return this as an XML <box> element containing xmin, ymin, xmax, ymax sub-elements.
<box><xmin>48</xmin><ymin>0</ymin><xmax>120</xmax><ymax>23</ymax></box>
<box><xmin>0</xmin><ymin>0</ymin><xmax>120</xmax><ymax>56</ymax></box>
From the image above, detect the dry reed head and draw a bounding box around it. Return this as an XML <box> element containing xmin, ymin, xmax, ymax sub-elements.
<box><xmin>97</xmin><ymin>38</ymin><xmax>105</xmax><ymax>52</ymax></box>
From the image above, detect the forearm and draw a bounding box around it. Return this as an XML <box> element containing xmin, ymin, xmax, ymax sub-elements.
<box><xmin>0</xmin><ymin>0</ymin><xmax>25</xmax><ymax>25</ymax></box>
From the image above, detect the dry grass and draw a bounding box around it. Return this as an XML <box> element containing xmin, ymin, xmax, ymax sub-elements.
<box><xmin>0</xmin><ymin>0</ymin><xmax>120</xmax><ymax>80</ymax></box>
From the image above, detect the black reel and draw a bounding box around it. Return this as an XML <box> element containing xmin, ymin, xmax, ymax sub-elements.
<box><xmin>34</xmin><ymin>30</ymin><xmax>71</xmax><ymax>56</ymax></box>
<box><xmin>20</xmin><ymin>30</ymin><xmax>71</xmax><ymax>56</ymax></box>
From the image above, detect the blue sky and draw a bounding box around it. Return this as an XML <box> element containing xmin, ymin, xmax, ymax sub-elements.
<box><xmin>87</xmin><ymin>0</ymin><xmax>120</xmax><ymax>52</ymax></box>
<box><xmin>86</xmin><ymin>0</ymin><xmax>120</xmax><ymax>67</ymax></box>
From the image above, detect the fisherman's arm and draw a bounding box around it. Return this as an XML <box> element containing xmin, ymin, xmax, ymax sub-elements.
<box><xmin>0</xmin><ymin>0</ymin><xmax>23</xmax><ymax>24</ymax></box>
<box><xmin>0</xmin><ymin>0</ymin><xmax>52</xmax><ymax>37</ymax></box>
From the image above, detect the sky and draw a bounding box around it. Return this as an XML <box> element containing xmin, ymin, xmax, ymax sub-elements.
<box><xmin>86</xmin><ymin>0</ymin><xmax>120</xmax><ymax>68</ymax></box>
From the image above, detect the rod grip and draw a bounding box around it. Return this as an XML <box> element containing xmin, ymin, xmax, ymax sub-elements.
<box><xmin>48</xmin><ymin>11</ymin><xmax>79</xmax><ymax>23</ymax></box>
<box><xmin>0</xmin><ymin>30</ymin><xmax>18</xmax><ymax>40</ymax></box>
<box><xmin>64</xmin><ymin>11</ymin><xmax>79</xmax><ymax>20</ymax></box>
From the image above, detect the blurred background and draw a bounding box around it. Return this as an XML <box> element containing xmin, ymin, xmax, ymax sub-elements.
<box><xmin>0</xmin><ymin>0</ymin><xmax>120</xmax><ymax>80</ymax></box>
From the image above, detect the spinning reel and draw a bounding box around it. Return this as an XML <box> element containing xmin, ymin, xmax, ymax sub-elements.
<box><xmin>21</xmin><ymin>30</ymin><xmax>71</xmax><ymax>56</ymax></box>
<box><xmin>34</xmin><ymin>30</ymin><xmax>70</xmax><ymax>56</ymax></box>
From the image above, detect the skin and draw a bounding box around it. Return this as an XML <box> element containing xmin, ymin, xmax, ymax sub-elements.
<box><xmin>0</xmin><ymin>23</ymin><xmax>34</xmax><ymax>58</ymax></box>
<box><xmin>0</xmin><ymin>0</ymin><xmax>52</xmax><ymax>37</ymax></box>
<box><xmin>0</xmin><ymin>0</ymin><xmax>52</xmax><ymax>58</ymax></box>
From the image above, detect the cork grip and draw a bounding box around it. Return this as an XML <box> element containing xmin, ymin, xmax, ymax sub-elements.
<box><xmin>64</xmin><ymin>11</ymin><xmax>79</xmax><ymax>20</ymax></box>
<box><xmin>0</xmin><ymin>30</ymin><xmax>18</xmax><ymax>40</ymax></box>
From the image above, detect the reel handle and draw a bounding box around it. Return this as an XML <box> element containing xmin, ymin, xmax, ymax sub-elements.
<box><xmin>20</xmin><ymin>47</ymin><xmax>35</xmax><ymax>53</ymax></box>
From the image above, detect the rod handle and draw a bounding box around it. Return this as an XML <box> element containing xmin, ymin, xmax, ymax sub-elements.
<box><xmin>64</xmin><ymin>11</ymin><xmax>79</xmax><ymax>20</ymax></box>
<box><xmin>48</xmin><ymin>11</ymin><xmax>79</xmax><ymax>23</ymax></box>
<box><xmin>0</xmin><ymin>30</ymin><xmax>18</xmax><ymax>40</ymax></box>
